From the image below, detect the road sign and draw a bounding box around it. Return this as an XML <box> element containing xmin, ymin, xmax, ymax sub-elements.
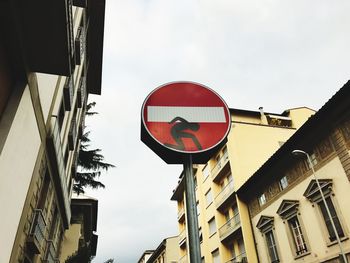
<box><xmin>141</xmin><ymin>81</ymin><xmax>231</xmax><ymax>164</ymax></box>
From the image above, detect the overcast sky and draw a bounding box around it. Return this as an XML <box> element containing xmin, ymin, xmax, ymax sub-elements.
<box><xmin>85</xmin><ymin>1</ymin><xmax>350</xmax><ymax>262</ymax></box>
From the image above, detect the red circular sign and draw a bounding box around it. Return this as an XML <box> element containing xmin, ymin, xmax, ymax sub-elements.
<box><xmin>142</xmin><ymin>82</ymin><xmax>231</xmax><ymax>154</ymax></box>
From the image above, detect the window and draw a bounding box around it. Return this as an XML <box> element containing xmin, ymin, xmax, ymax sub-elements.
<box><xmin>199</xmin><ymin>227</ymin><xmax>203</xmax><ymax>243</ymax></box>
<box><xmin>215</xmin><ymin>154</ymin><xmax>222</xmax><ymax>169</ymax></box>
<box><xmin>211</xmin><ymin>249</ymin><xmax>220</xmax><ymax>263</ymax></box>
<box><xmin>279</xmin><ymin>176</ymin><xmax>288</xmax><ymax>190</ymax></box>
<box><xmin>256</xmin><ymin>216</ymin><xmax>279</xmax><ymax>263</ymax></box>
<box><xmin>265</xmin><ymin>230</ymin><xmax>279</xmax><ymax>262</ymax></box>
<box><xmin>258</xmin><ymin>193</ymin><xmax>266</xmax><ymax>206</ymax></box>
<box><xmin>205</xmin><ymin>189</ymin><xmax>213</xmax><ymax>206</ymax></box>
<box><xmin>202</xmin><ymin>164</ymin><xmax>210</xmax><ymax>180</ymax></box>
<box><xmin>318</xmin><ymin>196</ymin><xmax>345</xmax><ymax>242</ymax></box>
<box><xmin>288</xmin><ymin>216</ymin><xmax>308</xmax><ymax>255</ymax></box>
<box><xmin>208</xmin><ymin>217</ymin><xmax>217</xmax><ymax>236</ymax></box>
<box><xmin>303</xmin><ymin>179</ymin><xmax>345</xmax><ymax>243</ymax></box>
<box><xmin>303</xmin><ymin>152</ymin><xmax>318</xmax><ymax>170</ymax></box>
<box><xmin>196</xmin><ymin>201</ymin><xmax>200</xmax><ymax>216</ymax></box>
<box><xmin>277</xmin><ymin>200</ymin><xmax>308</xmax><ymax>257</ymax></box>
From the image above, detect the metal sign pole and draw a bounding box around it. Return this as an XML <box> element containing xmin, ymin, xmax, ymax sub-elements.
<box><xmin>184</xmin><ymin>154</ymin><xmax>201</xmax><ymax>263</ymax></box>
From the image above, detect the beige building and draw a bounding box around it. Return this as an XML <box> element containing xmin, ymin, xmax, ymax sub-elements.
<box><xmin>171</xmin><ymin>106</ymin><xmax>315</xmax><ymax>262</ymax></box>
<box><xmin>0</xmin><ymin>0</ymin><xmax>105</xmax><ymax>262</ymax></box>
<box><xmin>144</xmin><ymin>236</ymin><xmax>180</xmax><ymax>263</ymax></box>
<box><xmin>60</xmin><ymin>195</ymin><xmax>98</xmax><ymax>262</ymax></box>
<box><xmin>138</xmin><ymin>250</ymin><xmax>155</xmax><ymax>263</ymax></box>
<box><xmin>238</xmin><ymin>81</ymin><xmax>350</xmax><ymax>262</ymax></box>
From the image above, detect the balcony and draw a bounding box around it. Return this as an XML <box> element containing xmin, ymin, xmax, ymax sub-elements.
<box><xmin>43</xmin><ymin>240</ymin><xmax>60</xmax><ymax>263</ymax></box>
<box><xmin>215</xmin><ymin>180</ymin><xmax>235</xmax><ymax>211</ymax></box>
<box><xmin>179</xmin><ymin>255</ymin><xmax>187</xmax><ymax>263</ymax></box>
<box><xmin>75</xmin><ymin>25</ymin><xmax>86</xmax><ymax>65</ymax></box>
<box><xmin>219</xmin><ymin>213</ymin><xmax>241</xmax><ymax>242</ymax></box>
<box><xmin>225</xmin><ymin>252</ymin><xmax>247</xmax><ymax>263</ymax></box>
<box><xmin>77</xmin><ymin>76</ymin><xmax>87</xmax><ymax>108</ymax></box>
<box><xmin>68</xmin><ymin>118</ymin><xmax>77</xmax><ymax>151</ymax></box>
<box><xmin>211</xmin><ymin>151</ymin><xmax>230</xmax><ymax>183</ymax></box>
<box><xmin>178</xmin><ymin>207</ymin><xmax>185</xmax><ymax>222</ymax></box>
<box><xmin>63</xmin><ymin>76</ymin><xmax>74</xmax><ymax>111</ymax></box>
<box><xmin>26</xmin><ymin>209</ymin><xmax>46</xmax><ymax>254</ymax></box>
<box><xmin>46</xmin><ymin>117</ymin><xmax>71</xmax><ymax>228</ymax></box>
<box><xmin>179</xmin><ymin>230</ymin><xmax>187</xmax><ymax>248</ymax></box>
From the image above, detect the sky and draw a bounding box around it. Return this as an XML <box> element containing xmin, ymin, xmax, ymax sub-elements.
<box><xmin>85</xmin><ymin>1</ymin><xmax>350</xmax><ymax>262</ymax></box>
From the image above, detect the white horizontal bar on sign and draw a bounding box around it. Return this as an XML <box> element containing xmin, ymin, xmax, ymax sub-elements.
<box><xmin>147</xmin><ymin>106</ymin><xmax>226</xmax><ymax>123</ymax></box>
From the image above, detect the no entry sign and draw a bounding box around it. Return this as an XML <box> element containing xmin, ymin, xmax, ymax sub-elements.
<box><xmin>141</xmin><ymin>82</ymin><xmax>231</xmax><ymax>164</ymax></box>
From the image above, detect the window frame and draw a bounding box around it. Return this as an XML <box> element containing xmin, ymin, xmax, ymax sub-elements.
<box><xmin>256</xmin><ymin>216</ymin><xmax>280</xmax><ymax>263</ymax></box>
<box><xmin>211</xmin><ymin>249</ymin><xmax>220</xmax><ymax>263</ymax></box>
<box><xmin>279</xmin><ymin>176</ymin><xmax>288</xmax><ymax>190</ymax></box>
<box><xmin>287</xmin><ymin>215</ymin><xmax>308</xmax><ymax>256</ymax></box>
<box><xmin>258</xmin><ymin>193</ymin><xmax>267</xmax><ymax>206</ymax></box>
<box><xmin>202</xmin><ymin>164</ymin><xmax>210</xmax><ymax>181</ymax></box>
<box><xmin>303</xmin><ymin>179</ymin><xmax>347</xmax><ymax>245</ymax></box>
<box><xmin>208</xmin><ymin>217</ymin><xmax>217</xmax><ymax>236</ymax></box>
<box><xmin>265</xmin><ymin>229</ymin><xmax>279</xmax><ymax>263</ymax></box>
<box><xmin>277</xmin><ymin>200</ymin><xmax>310</xmax><ymax>258</ymax></box>
<box><xmin>205</xmin><ymin>188</ymin><xmax>213</xmax><ymax>207</ymax></box>
<box><xmin>317</xmin><ymin>196</ymin><xmax>345</xmax><ymax>242</ymax></box>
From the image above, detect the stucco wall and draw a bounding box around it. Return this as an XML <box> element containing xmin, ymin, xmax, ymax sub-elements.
<box><xmin>251</xmin><ymin>157</ymin><xmax>350</xmax><ymax>262</ymax></box>
<box><xmin>0</xmin><ymin>86</ymin><xmax>41</xmax><ymax>262</ymax></box>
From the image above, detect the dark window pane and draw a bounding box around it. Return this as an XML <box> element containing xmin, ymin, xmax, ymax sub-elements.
<box><xmin>265</xmin><ymin>230</ymin><xmax>279</xmax><ymax>262</ymax></box>
<box><xmin>319</xmin><ymin>197</ymin><xmax>344</xmax><ymax>241</ymax></box>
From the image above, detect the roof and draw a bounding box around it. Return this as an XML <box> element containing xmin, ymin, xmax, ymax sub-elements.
<box><xmin>170</xmin><ymin>172</ymin><xmax>185</xmax><ymax>201</ymax></box>
<box><xmin>146</xmin><ymin>236</ymin><xmax>178</xmax><ymax>263</ymax></box>
<box><xmin>145</xmin><ymin>239</ymin><xmax>166</xmax><ymax>263</ymax></box>
<box><xmin>72</xmin><ymin>193</ymin><xmax>98</xmax><ymax>201</ymax></box>
<box><xmin>137</xmin><ymin>250</ymin><xmax>155</xmax><ymax>263</ymax></box>
<box><xmin>237</xmin><ymin>80</ymin><xmax>350</xmax><ymax>201</ymax></box>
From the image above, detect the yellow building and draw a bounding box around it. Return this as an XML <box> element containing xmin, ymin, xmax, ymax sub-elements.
<box><xmin>171</xmin><ymin>106</ymin><xmax>315</xmax><ymax>262</ymax></box>
<box><xmin>60</xmin><ymin>195</ymin><xmax>98</xmax><ymax>262</ymax></box>
<box><xmin>238</xmin><ymin>81</ymin><xmax>350</xmax><ymax>262</ymax></box>
<box><xmin>142</xmin><ymin>236</ymin><xmax>180</xmax><ymax>263</ymax></box>
<box><xmin>0</xmin><ymin>0</ymin><xmax>105</xmax><ymax>262</ymax></box>
<box><xmin>138</xmin><ymin>250</ymin><xmax>155</xmax><ymax>263</ymax></box>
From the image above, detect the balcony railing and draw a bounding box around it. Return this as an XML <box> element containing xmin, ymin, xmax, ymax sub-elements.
<box><xmin>179</xmin><ymin>255</ymin><xmax>187</xmax><ymax>263</ymax></box>
<box><xmin>178</xmin><ymin>207</ymin><xmax>185</xmax><ymax>222</ymax></box>
<box><xmin>211</xmin><ymin>151</ymin><xmax>230</xmax><ymax>182</ymax></box>
<box><xmin>43</xmin><ymin>240</ymin><xmax>58</xmax><ymax>263</ymax></box>
<box><xmin>225</xmin><ymin>252</ymin><xmax>247</xmax><ymax>263</ymax></box>
<box><xmin>215</xmin><ymin>180</ymin><xmax>235</xmax><ymax>209</ymax></box>
<box><xmin>47</xmin><ymin>117</ymin><xmax>71</xmax><ymax>227</ymax></box>
<box><xmin>75</xmin><ymin>25</ymin><xmax>86</xmax><ymax>65</ymax></box>
<box><xmin>68</xmin><ymin>118</ymin><xmax>77</xmax><ymax>151</ymax></box>
<box><xmin>77</xmin><ymin>76</ymin><xmax>86</xmax><ymax>108</ymax></box>
<box><xmin>219</xmin><ymin>213</ymin><xmax>241</xmax><ymax>241</ymax></box>
<box><xmin>178</xmin><ymin>230</ymin><xmax>186</xmax><ymax>247</ymax></box>
<box><xmin>63</xmin><ymin>76</ymin><xmax>74</xmax><ymax>111</ymax></box>
<box><xmin>27</xmin><ymin>209</ymin><xmax>46</xmax><ymax>254</ymax></box>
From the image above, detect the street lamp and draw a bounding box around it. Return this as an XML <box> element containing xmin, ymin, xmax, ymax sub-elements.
<box><xmin>292</xmin><ymin>149</ymin><xmax>348</xmax><ymax>263</ymax></box>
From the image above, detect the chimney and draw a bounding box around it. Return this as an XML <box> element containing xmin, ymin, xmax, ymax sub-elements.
<box><xmin>259</xmin><ymin>106</ymin><xmax>268</xmax><ymax>124</ymax></box>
